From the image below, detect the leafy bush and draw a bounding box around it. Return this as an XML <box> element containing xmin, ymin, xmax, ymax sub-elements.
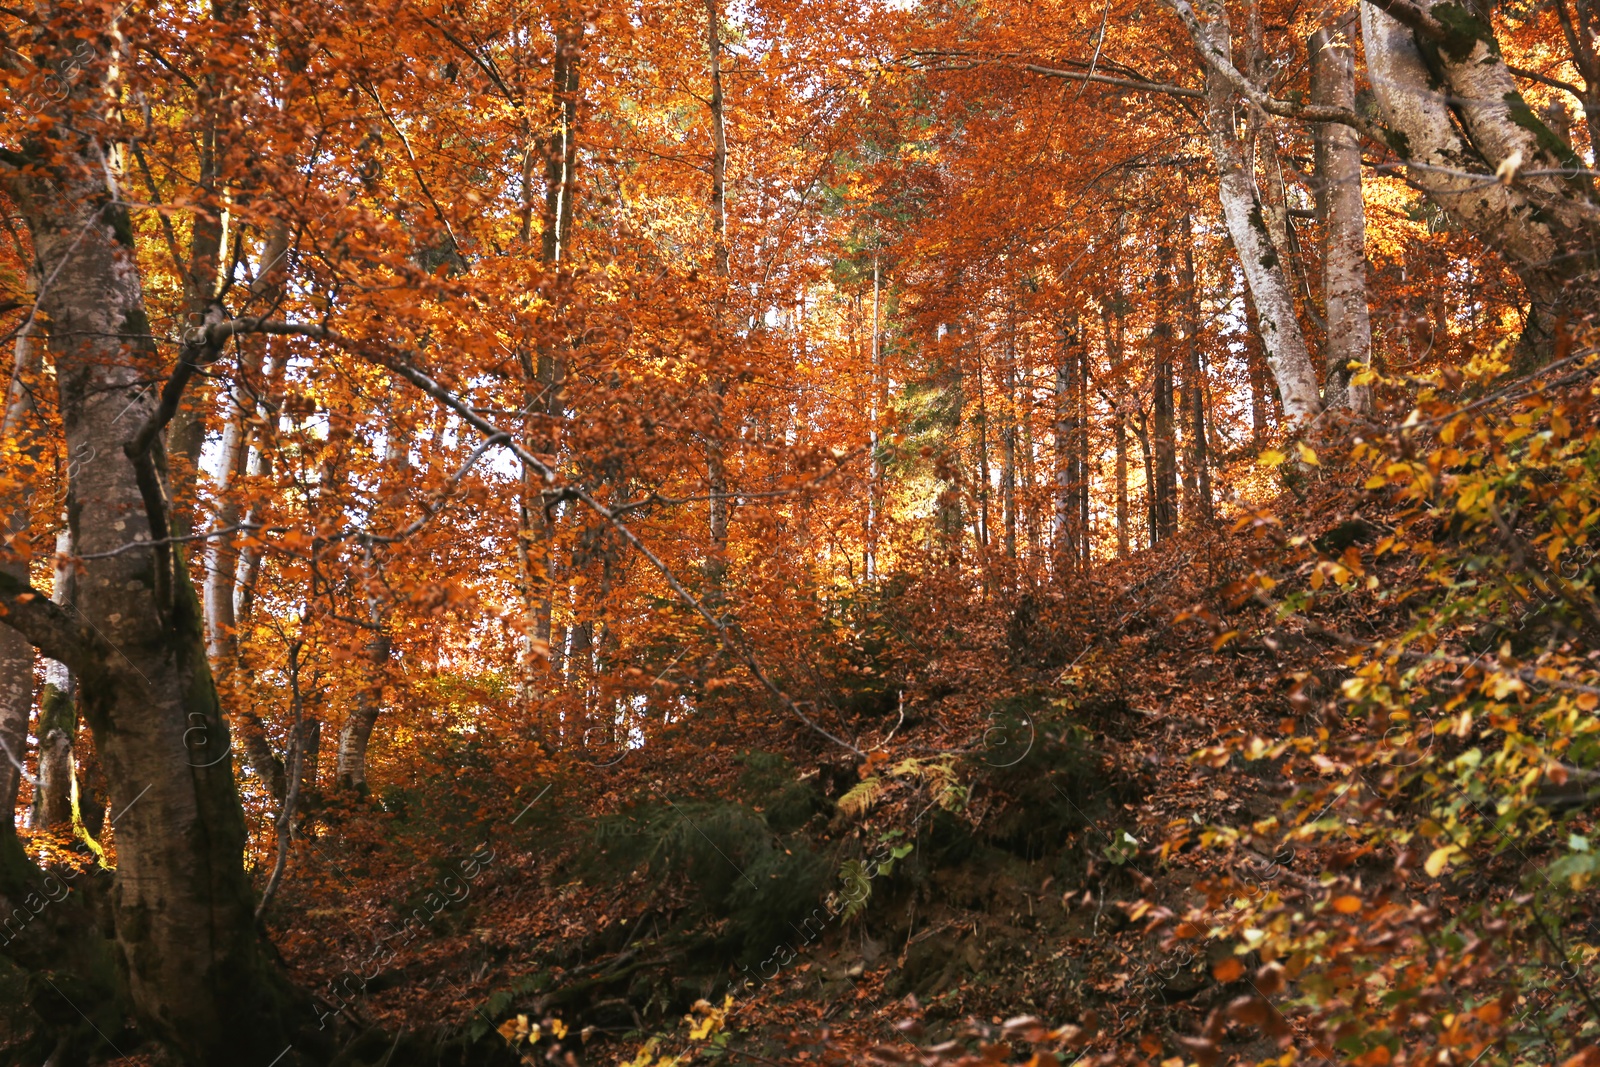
<box><xmin>588</xmin><ymin>799</ymin><xmax>831</xmax><ymax>957</ymax></box>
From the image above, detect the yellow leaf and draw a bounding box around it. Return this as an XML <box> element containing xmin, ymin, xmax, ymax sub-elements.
<box><xmin>1296</xmin><ymin>441</ymin><xmax>1320</xmax><ymax>466</ymax></box>
<box><xmin>1258</xmin><ymin>449</ymin><xmax>1287</xmax><ymax>468</ymax></box>
<box><xmin>1425</xmin><ymin>845</ymin><xmax>1458</xmax><ymax>878</ymax></box>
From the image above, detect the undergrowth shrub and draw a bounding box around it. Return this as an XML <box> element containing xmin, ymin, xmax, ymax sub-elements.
<box><xmin>1177</xmin><ymin>350</ymin><xmax>1600</xmax><ymax>1066</ymax></box>
<box><xmin>587</xmin><ymin>799</ymin><xmax>831</xmax><ymax>959</ymax></box>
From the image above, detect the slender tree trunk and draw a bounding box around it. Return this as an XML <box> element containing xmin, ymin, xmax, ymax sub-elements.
<box><xmin>1310</xmin><ymin>18</ymin><xmax>1373</xmax><ymax>412</ymax></box>
<box><xmin>0</xmin><ymin>320</ymin><xmax>38</xmax><ymax>829</ymax></box>
<box><xmin>1184</xmin><ymin>0</ymin><xmax>1324</xmax><ymax>418</ymax></box>
<box><xmin>704</xmin><ymin>0</ymin><xmax>731</xmax><ymax>599</ymax></box>
<box><xmin>166</xmin><ymin>44</ymin><xmax>231</xmax><ymax>545</ymax></box>
<box><xmin>866</xmin><ymin>256</ymin><xmax>882</xmax><ymax>580</ymax></box>
<box><xmin>335</xmin><ymin>625</ymin><xmax>391</xmax><ymax>796</ymax></box>
<box><xmin>1240</xmin><ymin>279</ymin><xmax>1273</xmax><ymax>444</ymax></box>
<box><xmin>204</xmin><ymin>223</ymin><xmax>290</xmax><ymax>805</ymax></box>
<box><xmin>34</xmin><ymin>527</ymin><xmax>76</xmax><ymax>830</ymax></box>
<box><xmin>1053</xmin><ymin>314</ymin><xmax>1086</xmax><ymax>570</ymax></box>
<box><xmin>521</xmin><ymin>7</ymin><xmax>585</xmax><ymax>715</ymax></box>
<box><xmin>1114</xmin><ymin>401</ymin><xmax>1130</xmax><ymax>559</ymax></box>
<box><xmin>1076</xmin><ymin>332</ymin><xmax>1090</xmax><ymax>567</ymax></box>
<box><xmin>234</xmin><ymin>349</ymin><xmax>288</xmax><ymax>630</ymax></box>
<box><xmin>1002</xmin><ymin>354</ymin><xmax>1018</xmax><ymax>562</ymax></box>
<box><xmin>976</xmin><ymin>344</ymin><xmax>991</xmax><ymax>552</ymax></box>
<box><xmin>1152</xmin><ymin>234</ymin><xmax>1179</xmax><ymax>540</ymax></box>
<box><xmin>1104</xmin><ymin>304</ymin><xmax>1131</xmax><ymax>559</ymax></box>
<box><xmin>205</xmin><ymin>221</ymin><xmax>289</xmax><ymax>663</ymax></box>
<box><xmin>336</xmin><ymin>405</ymin><xmax>411</xmax><ymax>794</ymax></box>
<box><xmin>1022</xmin><ymin>372</ymin><xmax>1040</xmax><ymax>560</ymax></box>
<box><xmin>1179</xmin><ymin>212</ymin><xmax>1213</xmax><ymax>520</ymax></box>
<box><xmin>224</xmin><ymin>346</ymin><xmax>289</xmax><ymax>805</ymax></box>
<box><xmin>1134</xmin><ymin>406</ymin><xmax>1156</xmax><ymax>551</ymax></box>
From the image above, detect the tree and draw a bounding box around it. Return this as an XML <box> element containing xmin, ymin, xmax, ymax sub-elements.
<box><xmin>1310</xmin><ymin>16</ymin><xmax>1373</xmax><ymax>413</ymax></box>
<box><xmin>0</xmin><ymin>13</ymin><xmax>302</xmax><ymax>1055</ymax></box>
<box><xmin>1361</xmin><ymin>0</ymin><xmax>1600</xmax><ymax>344</ymax></box>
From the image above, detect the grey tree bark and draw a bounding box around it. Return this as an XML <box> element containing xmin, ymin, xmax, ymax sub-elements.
<box><xmin>33</xmin><ymin>527</ymin><xmax>76</xmax><ymax>830</ymax></box>
<box><xmin>0</xmin><ymin>20</ymin><xmax>307</xmax><ymax>1061</ymax></box>
<box><xmin>518</xmin><ymin>8</ymin><xmax>583</xmax><ymax>718</ymax></box>
<box><xmin>1311</xmin><ymin>18</ymin><xmax>1374</xmax><ymax>413</ymax></box>
<box><xmin>0</xmin><ymin>316</ymin><xmax>38</xmax><ymax>830</ymax></box>
<box><xmin>1152</xmin><ymin>235</ymin><xmax>1179</xmax><ymax>540</ymax></box>
<box><xmin>1173</xmin><ymin>0</ymin><xmax>1326</xmax><ymax>419</ymax></box>
<box><xmin>705</xmin><ymin>0</ymin><xmax>732</xmax><ymax>600</ymax></box>
<box><xmin>203</xmin><ymin>223</ymin><xmax>290</xmax><ymax>804</ymax></box>
<box><xmin>1360</xmin><ymin>0</ymin><xmax>1600</xmax><ymax>341</ymax></box>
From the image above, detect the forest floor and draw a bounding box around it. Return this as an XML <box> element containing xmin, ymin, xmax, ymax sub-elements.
<box><xmin>258</xmin><ymin>483</ymin><xmax>1393</xmax><ymax>1067</ymax></box>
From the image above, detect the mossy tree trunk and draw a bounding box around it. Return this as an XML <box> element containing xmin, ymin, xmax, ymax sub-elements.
<box><xmin>0</xmin><ymin>13</ymin><xmax>310</xmax><ymax>1062</ymax></box>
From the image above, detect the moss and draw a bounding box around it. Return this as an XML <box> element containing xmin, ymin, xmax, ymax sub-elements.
<box><xmin>1431</xmin><ymin>3</ymin><xmax>1499</xmax><ymax>62</ymax></box>
<box><xmin>1502</xmin><ymin>91</ymin><xmax>1588</xmax><ymax>180</ymax></box>
<box><xmin>106</xmin><ymin>201</ymin><xmax>137</xmax><ymax>249</ymax></box>
<box><xmin>1247</xmin><ymin>203</ymin><xmax>1280</xmax><ymax>271</ymax></box>
<box><xmin>118</xmin><ymin>303</ymin><xmax>154</xmax><ymax>353</ymax></box>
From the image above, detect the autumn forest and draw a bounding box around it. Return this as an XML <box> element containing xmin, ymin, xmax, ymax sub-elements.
<box><xmin>1</xmin><ymin>0</ymin><xmax>1599</xmax><ymax>1064</ymax></box>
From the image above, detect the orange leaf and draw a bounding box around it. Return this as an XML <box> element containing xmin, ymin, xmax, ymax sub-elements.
<box><xmin>1212</xmin><ymin>957</ymin><xmax>1244</xmax><ymax>982</ymax></box>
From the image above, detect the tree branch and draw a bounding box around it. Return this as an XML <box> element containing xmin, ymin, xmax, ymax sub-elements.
<box><xmin>904</xmin><ymin>49</ymin><xmax>1205</xmax><ymax>99</ymax></box>
<box><xmin>1161</xmin><ymin>0</ymin><xmax>1387</xmax><ymax>141</ymax></box>
<box><xmin>1018</xmin><ymin>61</ymin><xmax>1204</xmax><ymax>99</ymax></box>
<box><xmin>1364</xmin><ymin>0</ymin><xmax>1447</xmax><ymax>40</ymax></box>
<box><xmin>0</xmin><ymin>570</ymin><xmax>106</xmax><ymax>672</ymax></box>
<box><xmin>208</xmin><ymin>316</ymin><xmax>867</xmax><ymax>757</ymax></box>
<box><xmin>1506</xmin><ymin>64</ymin><xmax>1584</xmax><ymax>99</ymax></box>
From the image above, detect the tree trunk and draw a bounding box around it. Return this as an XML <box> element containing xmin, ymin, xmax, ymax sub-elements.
<box><xmin>514</xmin><ymin>7</ymin><xmax>584</xmax><ymax>724</ymax></box>
<box><xmin>34</xmin><ymin>528</ymin><xmax>76</xmax><ymax>830</ymax></box>
<box><xmin>1054</xmin><ymin>315</ymin><xmax>1085</xmax><ymax>570</ymax></box>
<box><xmin>335</xmin><ymin>633</ymin><xmax>390</xmax><ymax>795</ymax></box>
<box><xmin>1361</xmin><ymin>0</ymin><xmax>1600</xmax><ymax>342</ymax></box>
<box><xmin>1187</xmin><ymin>0</ymin><xmax>1324</xmax><ymax>418</ymax></box>
<box><xmin>1152</xmin><ymin>235</ymin><xmax>1179</xmax><ymax>541</ymax></box>
<box><xmin>0</xmin><ymin>55</ymin><xmax>304</xmax><ymax>1060</ymax></box>
<box><xmin>1134</xmin><ymin>406</ymin><xmax>1156</xmax><ymax>551</ymax></box>
<box><xmin>705</xmin><ymin>0</ymin><xmax>732</xmax><ymax>600</ymax></box>
<box><xmin>1178</xmin><ymin>212</ymin><xmax>1214</xmax><ymax>520</ymax></box>
<box><xmin>1114</xmin><ymin>400</ymin><xmax>1130</xmax><ymax>559</ymax></box>
<box><xmin>866</xmin><ymin>257</ymin><xmax>884</xmax><ymax>580</ymax></box>
<box><xmin>976</xmin><ymin>345</ymin><xmax>992</xmax><ymax>554</ymax></box>
<box><xmin>336</xmin><ymin>407</ymin><xmax>410</xmax><ymax>794</ymax></box>
<box><xmin>1310</xmin><ymin>18</ymin><xmax>1373</xmax><ymax>412</ymax></box>
<box><xmin>1002</xmin><ymin>356</ymin><xmax>1017</xmax><ymax>562</ymax></box>
<box><xmin>1240</xmin><ymin>279</ymin><xmax>1275</xmax><ymax>442</ymax></box>
<box><xmin>0</xmin><ymin>321</ymin><xmax>38</xmax><ymax>830</ymax></box>
<box><xmin>203</xmin><ymin>224</ymin><xmax>290</xmax><ymax>805</ymax></box>
<box><xmin>204</xmin><ymin>221</ymin><xmax>289</xmax><ymax>664</ymax></box>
